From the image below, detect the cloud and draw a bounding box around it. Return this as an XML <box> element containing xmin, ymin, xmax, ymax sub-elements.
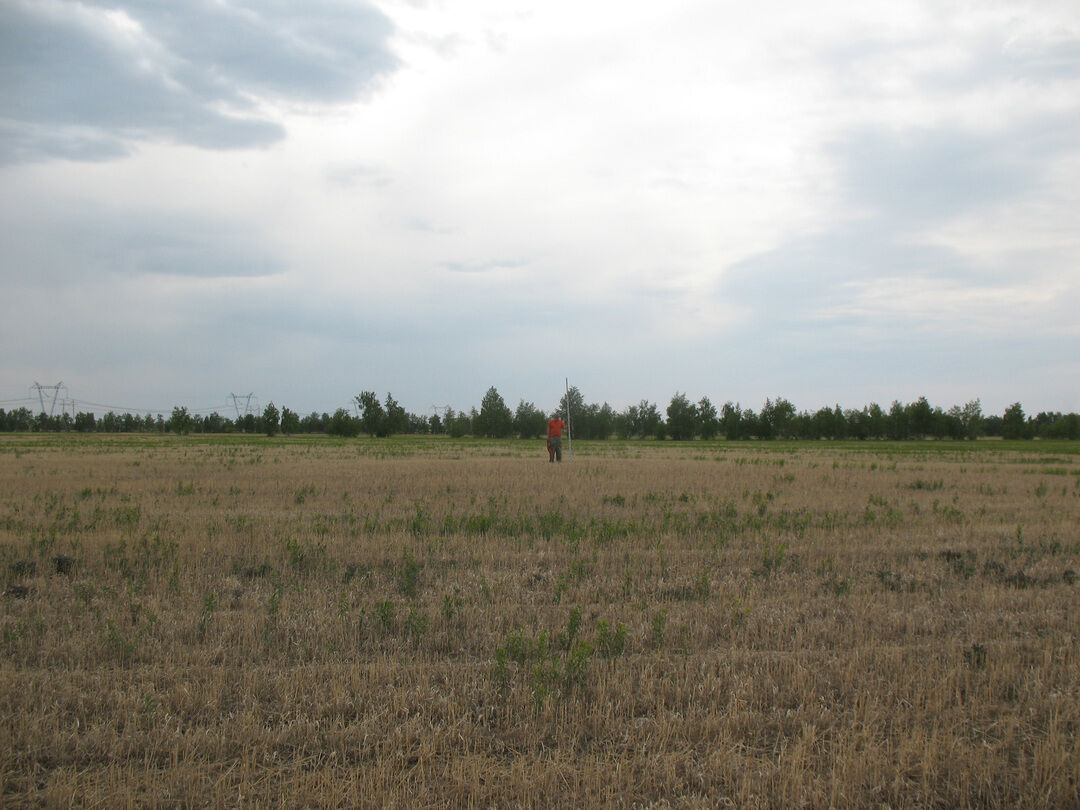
<box><xmin>931</xmin><ymin>32</ymin><xmax>1080</xmax><ymax>89</ymax></box>
<box><xmin>2</xmin><ymin>0</ymin><xmax>1079</xmax><ymax>417</ymax></box>
<box><xmin>96</xmin><ymin>0</ymin><xmax>398</xmax><ymax>102</ymax></box>
<box><xmin>441</xmin><ymin>259</ymin><xmax>529</xmax><ymax>274</ymax></box>
<box><xmin>713</xmin><ymin>98</ymin><xmax>1080</xmax><ymax>411</ymax></box>
<box><xmin>828</xmin><ymin>111</ymin><xmax>1080</xmax><ymax>227</ymax></box>
<box><xmin>324</xmin><ymin>162</ymin><xmax>392</xmax><ymax>189</ymax></box>
<box><xmin>722</xmin><ymin>15</ymin><xmax>1080</xmax><ymax>331</ymax></box>
<box><xmin>0</xmin><ymin>0</ymin><xmax>397</xmax><ymax>164</ymax></box>
<box><xmin>831</xmin><ymin>128</ymin><xmax>1029</xmax><ymax>225</ymax></box>
<box><xmin>721</xmin><ymin>163</ymin><xmax>1060</xmax><ymax>344</ymax></box>
<box><xmin>0</xmin><ymin>202</ymin><xmax>283</xmax><ymax>284</ymax></box>
<box><xmin>0</xmin><ymin>122</ymin><xmax>134</xmax><ymax>165</ymax></box>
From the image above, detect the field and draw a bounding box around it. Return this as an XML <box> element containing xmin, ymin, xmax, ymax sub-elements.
<box><xmin>1</xmin><ymin>434</ymin><xmax>1078</xmax><ymax>808</ymax></box>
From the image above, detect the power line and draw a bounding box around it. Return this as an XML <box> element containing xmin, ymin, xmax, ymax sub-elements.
<box><xmin>75</xmin><ymin>399</ymin><xmax>171</xmax><ymax>415</ymax></box>
<box><xmin>12</xmin><ymin>387</ymin><xmax>235</xmax><ymax>418</ymax></box>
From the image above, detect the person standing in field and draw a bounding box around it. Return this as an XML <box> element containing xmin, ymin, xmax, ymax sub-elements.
<box><xmin>547</xmin><ymin>415</ymin><xmax>566</xmax><ymax>463</ymax></box>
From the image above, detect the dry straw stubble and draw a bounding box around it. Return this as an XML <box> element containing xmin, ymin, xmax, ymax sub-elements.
<box><xmin>0</xmin><ymin>434</ymin><xmax>1078</xmax><ymax>807</ymax></box>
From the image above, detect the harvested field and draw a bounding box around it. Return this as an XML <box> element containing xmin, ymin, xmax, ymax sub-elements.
<box><xmin>1</xmin><ymin>434</ymin><xmax>1078</xmax><ymax>808</ymax></box>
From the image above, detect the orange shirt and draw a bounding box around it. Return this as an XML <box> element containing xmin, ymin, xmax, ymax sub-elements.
<box><xmin>547</xmin><ymin>418</ymin><xmax>565</xmax><ymax>437</ymax></box>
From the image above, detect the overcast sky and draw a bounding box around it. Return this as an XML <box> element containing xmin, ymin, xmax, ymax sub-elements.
<box><xmin>2</xmin><ymin>0</ymin><xmax>1078</xmax><ymax>420</ymax></box>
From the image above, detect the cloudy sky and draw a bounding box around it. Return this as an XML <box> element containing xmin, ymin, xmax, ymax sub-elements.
<box><xmin>2</xmin><ymin>0</ymin><xmax>1078</xmax><ymax>420</ymax></box>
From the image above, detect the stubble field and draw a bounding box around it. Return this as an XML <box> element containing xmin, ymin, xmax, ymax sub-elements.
<box><xmin>1</xmin><ymin>434</ymin><xmax>1078</xmax><ymax>808</ymax></box>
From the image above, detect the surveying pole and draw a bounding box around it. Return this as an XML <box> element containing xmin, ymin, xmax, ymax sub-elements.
<box><xmin>565</xmin><ymin>377</ymin><xmax>573</xmax><ymax>463</ymax></box>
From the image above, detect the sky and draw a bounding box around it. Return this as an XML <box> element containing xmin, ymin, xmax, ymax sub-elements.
<box><xmin>1</xmin><ymin>0</ymin><xmax>1079</xmax><ymax>421</ymax></box>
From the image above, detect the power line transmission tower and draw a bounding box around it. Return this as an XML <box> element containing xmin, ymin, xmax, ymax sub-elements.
<box><xmin>31</xmin><ymin>381</ymin><xmax>67</xmax><ymax>416</ymax></box>
<box><xmin>229</xmin><ymin>393</ymin><xmax>257</xmax><ymax>419</ymax></box>
<box><xmin>431</xmin><ymin>404</ymin><xmax>451</xmax><ymax>428</ymax></box>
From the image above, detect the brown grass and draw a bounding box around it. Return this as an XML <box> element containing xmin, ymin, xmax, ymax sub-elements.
<box><xmin>1</xmin><ymin>435</ymin><xmax>1077</xmax><ymax>808</ymax></box>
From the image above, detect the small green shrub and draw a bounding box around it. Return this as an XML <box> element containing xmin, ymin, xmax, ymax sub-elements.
<box><xmin>376</xmin><ymin>599</ymin><xmax>395</xmax><ymax>632</ymax></box>
<box><xmin>597</xmin><ymin>620</ymin><xmax>627</xmax><ymax>658</ymax></box>
<box><xmin>651</xmin><ymin>610</ymin><xmax>667</xmax><ymax>648</ymax></box>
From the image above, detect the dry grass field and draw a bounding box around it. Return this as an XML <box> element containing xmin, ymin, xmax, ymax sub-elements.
<box><xmin>1</xmin><ymin>434</ymin><xmax>1078</xmax><ymax>808</ymax></box>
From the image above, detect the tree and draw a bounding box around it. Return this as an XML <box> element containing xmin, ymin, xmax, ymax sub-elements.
<box><xmin>1002</xmin><ymin>402</ymin><xmax>1027</xmax><ymax>440</ymax></box>
<box><xmin>447</xmin><ymin>409</ymin><xmax>471</xmax><ymax>438</ymax></box>
<box><xmin>476</xmin><ymin>387</ymin><xmax>514</xmax><ymax>438</ymax></box>
<box><xmin>928</xmin><ymin>405</ymin><xmax>950</xmax><ymax>439</ymax></box>
<box><xmin>1031</xmin><ymin>411</ymin><xmax>1055</xmax><ymax>437</ymax></box>
<box><xmin>203</xmin><ymin>412</ymin><xmax>229</xmax><ymax>433</ymax></box>
<box><xmin>262</xmin><ymin>402</ymin><xmax>280</xmax><ymax>437</ymax></box>
<box><xmin>944</xmin><ymin>406</ymin><xmax>965</xmax><ymax>440</ymax></box>
<box><xmin>720</xmin><ymin>401</ymin><xmax>741</xmax><ymax>440</ymax></box>
<box><xmin>887</xmin><ymin>401</ymin><xmax>909</xmax><ymax>440</ymax></box>
<box><xmin>866</xmin><ymin>402</ymin><xmax>886</xmax><ymax>439</ymax></box>
<box><xmin>514</xmin><ymin>400</ymin><xmax>547</xmax><ymax>439</ymax></box>
<box><xmin>168</xmin><ymin>406</ymin><xmax>193</xmax><ymax>435</ymax></box>
<box><xmin>1030</xmin><ymin>411</ymin><xmax>1079</xmax><ymax>439</ymax></box>
<box><xmin>697</xmin><ymin>397</ymin><xmax>719</xmax><ymax>440</ymax></box>
<box><xmin>593</xmin><ymin>402</ymin><xmax>616</xmax><ymax>440</ymax></box>
<box><xmin>955</xmin><ymin>399</ymin><xmax>983</xmax><ymax>440</ymax></box>
<box><xmin>552</xmin><ymin>389</ymin><xmax>614</xmax><ymax>439</ymax></box>
<box><xmin>558</xmin><ymin>386</ymin><xmax>585</xmax><ymax>425</ymax></box>
<box><xmin>406</xmin><ymin>411</ymin><xmax>430</xmax><ymax>433</ymax></box>
<box><xmin>831</xmin><ymin>404</ymin><xmax>847</xmax><ymax>439</ymax></box>
<box><xmin>353</xmin><ymin>392</ymin><xmax>407</xmax><ymax>437</ymax></box>
<box><xmin>280</xmin><ymin>407</ymin><xmax>300</xmax><ymax>435</ymax></box>
<box><xmin>301</xmin><ymin>412</ymin><xmax>327</xmax><ymax>433</ymax></box>
<box><xmin>574</xmin><ymin>402</ymin><xmax>601</xmax><ymax>438</ymax></box>
<box><xmin>759</xmin><ymin>397</ymin><xmax>796</xmax><ymax>439</ymax></box>
<box><xmin>809</xmin><ymin>406</ymin><xmax>833</xmax><ymax>439</ymax></box>
<box><xmin>1052</xmin><ymin>413</ymin><xmax>1080</xmax><ymax>440</ymax></box>
<box><xmin>614</xmin><ymin>404</ymin><xmax>638</xmax><ymax>439</ymax></box>
<box><xmin>666</xmin><ymin>392</ymin><xmax>698</xmax><ymax>441</ymax></box>
<box><xmin>740</xmin><ymin>407</ymin><xmax>759</xmax><ymax>438</ymax></box>
<box><xmin>845</xmin><ymin>408</ymin><xmax>867</xmax><ymax>440</ymax></box>
<box><xmin>356</xmin><ymin>391</ymin><xmax>387</xmax><ymax>437</ymax></box>
<box><xmin>327</xmin><ymin>408</ymin><xmax>360</xmax><ymax>437</ymax></box>
<box><xmin>637</xmin><ymin>400</ymin><xmax>664</xmax><ymax>439</ymax></box>
<box><xmin>756</xmin><ymin>400</ymin><xmax>776</xmax><ymax>439</ymax></box>
<box><xmin>384</xmin><ymin>393</ymin><xmax>408</xmax><ymax>435</ymax></box>
<box><xmin>908</xmin><ymin>397</ymin><xmax>933</xmax><ymax>437</ymax></box>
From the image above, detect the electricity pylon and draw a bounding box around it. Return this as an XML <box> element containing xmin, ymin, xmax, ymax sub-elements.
<box><xmin>31</xmin><ymin>382</ymin><xmax>67</xmax><ymax>416</ymax></box>
<box><xmin>229</xmin><ymin>392</ymin><xmax>257</xmax><ymax>419</ymax></box>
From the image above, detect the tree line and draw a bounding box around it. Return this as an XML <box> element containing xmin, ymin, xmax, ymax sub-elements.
<box><xmin>1</xmin><ymin>388</ymin><xmax>1077</xmax><ymax>440</ymax></box>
